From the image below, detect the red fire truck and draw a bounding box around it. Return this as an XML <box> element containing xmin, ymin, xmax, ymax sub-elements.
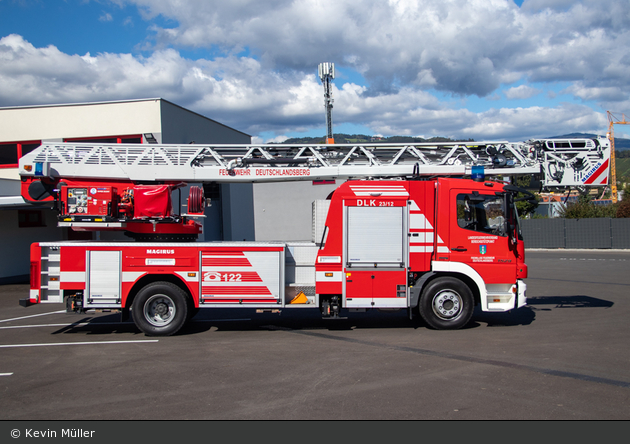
<box><xmin>18</xmin><ymin>137</ymin><xmax>611</xmax><ymax>335</ymax></box>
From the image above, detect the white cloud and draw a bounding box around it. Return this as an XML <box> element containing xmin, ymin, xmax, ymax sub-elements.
<box><xmin>253</xmin><ymin>134</ymin><xmax>290</xmax><ymax>144</ymax></box>
<box><xmin>99</xmin><ymin>12</ymin><xmax>113</xmax><ymax>22</ymax></box>
<box><xmin>126</xmin><ymin>0</ymin><xmax>522</xmax><ymax>96</ymax></box>
<box><xmin>521</xmin><ymin>0</ymin><xmax>578</xmax><ymax>12</ymax></box>
<box><xmin>2</xmin><ymin>0</ymin><xmax>629</xmax><ymax>142</ymax></box>
<box><xmin>505</xmin><ymin>85</ymin><xmax>541</xmax><ymax>100</ymax></box>
<box><xmin>460</xmin><ymin>103</ymin><xmax>608</xmax><ymax>140</ymax></box>
<box><xmin>119</xmin><ymin>0</ymin><xmax>630</xmax><ymax>101</ymax></box>
<box><xmin>0</xmin><ymin>32</ymin><xmax>612</xmax><ymax>141</ymax></box>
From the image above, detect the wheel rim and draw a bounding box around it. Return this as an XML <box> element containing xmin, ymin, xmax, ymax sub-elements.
<box><xmin>143</xmin><ymin>294</ymin><xmax>176</xmax><ymax>327</ymax></box>
<box><xmin>431</xmin><ymin>289</ymin><xmax>463</xmax><ymax>321</ymax></box>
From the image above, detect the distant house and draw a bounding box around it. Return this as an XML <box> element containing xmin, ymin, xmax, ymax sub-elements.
<box><xmin>534</xmin><ymin>192</ymin><xmax>613</xmax><ymax>218</ymax></box>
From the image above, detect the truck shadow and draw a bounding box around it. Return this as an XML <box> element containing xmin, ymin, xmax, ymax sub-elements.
<box><xmin>181</xmin><ymin>308</ymin><xmax>417</xmax><ymax>334</ymax></box>
<box><xmin>51</xmin><ymin>294</ymin><xmax>613</xmax><ymax>336</ymax></box>
<box><xmin>51</xmin><ymin>315</ymin><xmax>140</xmax><ymax>335</ymax></box>
<box><xmin>470</xmin><ymin>295</ymin><xmax>613</xmax><ymax>328</ymax></box>
<box><xmin>525</xmin><ymin>295</ymin><xmax>614</xmax><ymax>309</ymax></box>
<box><xmin>470</xmin><ymin>306</ymin><xmax>535</xmax><ymax>328</ymax></box>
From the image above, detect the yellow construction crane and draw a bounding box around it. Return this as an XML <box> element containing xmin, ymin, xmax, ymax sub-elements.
<box><xmin>607</xmin><ymin>111</ymin><xmax>629</xmax><ymax>203</ymax></box>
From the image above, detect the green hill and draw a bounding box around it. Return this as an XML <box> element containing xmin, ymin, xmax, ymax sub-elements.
<box><xmin>282</xmin><ymin>132</ymin><xmax>630</xmax><ymax>150</ymax></box>
<box><xmin>616</xmin><ymin>158</ymin><xmax>630</xmax><ymax>181</ymax></box>
<box><xmin>281</xmin><ymin>134</ymin><xmax>472</xmax><ymax>144</ymax></box>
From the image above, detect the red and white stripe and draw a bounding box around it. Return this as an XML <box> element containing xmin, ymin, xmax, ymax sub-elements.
<box><xmin>583</xmin><ymin>159</ymin><xmax>609</xmax><ymax>186</ymax></box>
<box><xmin>201</xmin><ymin>251</ymin><xmax>278</xmax><ymax>300</ymax></box>
<box><xmin>409</xmin><ymin>201</ymin><xmax>450</xmax><ymax>254</ymax></box>
<box><xmin>349</xmin><ymin>184</ymin><xmax>409</xmax><ymax>197</ymax></box>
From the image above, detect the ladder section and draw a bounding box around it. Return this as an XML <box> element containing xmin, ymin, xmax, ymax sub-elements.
<box><xmin>20</xmin><ymin>137</ymin><xmax>610</xmax><ymax>188</ymax></box>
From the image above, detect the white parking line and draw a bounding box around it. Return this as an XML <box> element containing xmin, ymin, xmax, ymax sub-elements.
<box><xmin>0</xmin><ymin>310</ymin><xmax>66</xmax><ymax>324</ymax></box>
<box><xmin>0</xmin><ymin>340</ymin><xmax>158</xmax><ymax>349</ymax></box>
<box><xmin>0</xmin><ymin>319</ymin><xmax>248</xmax><ymax>330</ymax></box>
<box><xmin>0</xmin><ymin>322</ymin><xmax>134</xmax><ymax>330</ymax></box>
<box><xmin>0</xmin><ymin>373</ymin><xmax>13</xmax><ymax>376</ymax></box>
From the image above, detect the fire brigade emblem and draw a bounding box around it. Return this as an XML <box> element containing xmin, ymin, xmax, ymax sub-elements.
<box><xmin>479</xmin><ymin>245</ymin><xmax>487</xmax><ymax>255</ymax></box>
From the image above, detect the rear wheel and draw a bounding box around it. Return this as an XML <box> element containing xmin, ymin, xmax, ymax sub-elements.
<box><xmin>418</xmin><ymin>277</ymin><xmax>474</xmax><ymax>330</ymax></box>
<box><xmin>132</xmin><ymin>281</ymin><xmax>189</xmax><ymax>336</ymax></box>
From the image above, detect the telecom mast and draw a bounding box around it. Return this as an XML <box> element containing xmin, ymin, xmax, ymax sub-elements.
<box><xmin>318</xmin><ymin>62</ymin><xmax>335</xmax><ymax>144</ymax></box>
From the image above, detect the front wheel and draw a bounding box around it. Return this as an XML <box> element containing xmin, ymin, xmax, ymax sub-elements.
<box><xmin>418</xmin><ymin>277</ymin><xmax>474</xmax><ymax>330</ymax></box>
<box><xmin>132</xmin><ymin>281</ymin><xmax>189</xmax><ymax>336</ymax></box>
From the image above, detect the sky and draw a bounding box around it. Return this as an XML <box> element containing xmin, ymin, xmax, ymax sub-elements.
<box><xmin>0</xmin><ymin>0</ymin><xmax>629</xmax><ymax>143</ymax></box>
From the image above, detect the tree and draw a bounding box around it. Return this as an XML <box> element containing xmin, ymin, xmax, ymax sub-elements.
<box><xmin>617</xmin><ymin>200</ymin><xmax>630</xmax><ymax>218</ymax></box>
<box><xmin>616</xmin><ymin>183</ymin><xmax>630</xmax><ymax>218</ymax></box>
<box><xmin>513</xmin><ymin>176</ymin><xmax>539</xmax><ymax>217</ymax></box>
<box><xmin>558</xmin><ymin>192</ymin><xmax>618</xmax><ymax>218</ymax></box>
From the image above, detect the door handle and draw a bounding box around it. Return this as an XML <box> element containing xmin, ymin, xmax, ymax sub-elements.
<box><xmin>452</xmin><ymin>247</ymin><xmax>467</xmax><ymax>252</ymax></box>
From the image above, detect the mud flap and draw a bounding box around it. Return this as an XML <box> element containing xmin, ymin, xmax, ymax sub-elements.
<box><xmin>517</xmin><ymin>280</ymin><xmax>527</xmax><ymax>308</ymax></box>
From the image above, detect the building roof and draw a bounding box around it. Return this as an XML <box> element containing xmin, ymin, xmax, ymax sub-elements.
<box><xmin>0</xmin><ymin>98</ymin><xmax>251</xmax><ymax>138</ymax></box>
<box><xmin>0</xmin><ymin>97</ymin><xmax>162</xmax><ymax>111</ymax></box>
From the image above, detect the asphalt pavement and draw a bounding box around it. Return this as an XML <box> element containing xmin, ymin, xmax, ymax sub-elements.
<box><xmin>0</xmin><ymin>249</ymin><xmax>629</xmax><ymax>422</ymax></box>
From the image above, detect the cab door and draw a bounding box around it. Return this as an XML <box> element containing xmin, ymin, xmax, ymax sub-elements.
<box><xmin>448</xmin><ymin>188</ymin><xmax>517</xmax><ymax>284</ymax></box>
<box><xmin>344</xmin><ymin>204</ymin><xmax>408</xmax><ymax>308</ymax></box>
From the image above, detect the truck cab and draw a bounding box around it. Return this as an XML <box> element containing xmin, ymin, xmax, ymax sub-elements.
<box><xmin>315</xmin><ymin>178</ymin><xmax>527</xmax><ymax>329</ymax></box>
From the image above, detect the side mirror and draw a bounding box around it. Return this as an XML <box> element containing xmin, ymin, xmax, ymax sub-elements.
<box><xmin>505</xmin><ymin>221</ymin><xmax>516</xmax><ymax>244</ymax></box>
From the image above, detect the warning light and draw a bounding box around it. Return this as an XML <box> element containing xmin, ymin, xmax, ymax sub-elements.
<box><xmin>471</xmin><ymin>166</ymin><xmax>485</xmax><ymax>182</ymax></box>
<box><xmin>33</xmin><ymin>162</ymin><xmax>50</xmax><ymax>177</ymax></box>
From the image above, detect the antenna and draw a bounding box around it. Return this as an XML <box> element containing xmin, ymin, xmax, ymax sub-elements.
<box><xmin>318</xmin><ymin>62</ymin><xmax>335</xmax><ymax>144</ymax></box>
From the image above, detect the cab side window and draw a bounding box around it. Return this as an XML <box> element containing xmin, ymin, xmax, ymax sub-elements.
<box><xmin>456</xmin><ymin>194</ymin><xmax>506</xmax><ymax>236</ymax></box>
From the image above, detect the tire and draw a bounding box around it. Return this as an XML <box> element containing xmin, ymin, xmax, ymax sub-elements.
<box><xmin>418</xmin><ymin>277</ymin><xmax>474</xmax><ymax>330</ymax></box>
<box><xmin>132</xmin><ymin>281</ymin><xmax>189</xmax><ymax>336</ymax></box>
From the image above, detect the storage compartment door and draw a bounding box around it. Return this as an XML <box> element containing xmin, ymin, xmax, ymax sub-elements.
<box><xmin>87</xmin><ymin>250</ymin><xmax>121</xmax><ymax>305</ymax></box>
<box><xmin>346</xmin><ymin>206</ymin><xmax>405</xmax><ymax>267</ymax></box>
<box><xmin>201</xmin><ymin>250</ymin><xmax>283</xmax><ymax>304</ymax></box>
<box><xmin>345</xmin><ymin>206</ymin><xmax>408</xmax><ymax>308</ymax></box>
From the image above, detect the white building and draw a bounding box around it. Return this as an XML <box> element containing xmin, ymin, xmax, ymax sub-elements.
<box><xmin>0</xmin><ymin>98</ymin><xmax>257</xmax><ymax>283</ymax></box>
